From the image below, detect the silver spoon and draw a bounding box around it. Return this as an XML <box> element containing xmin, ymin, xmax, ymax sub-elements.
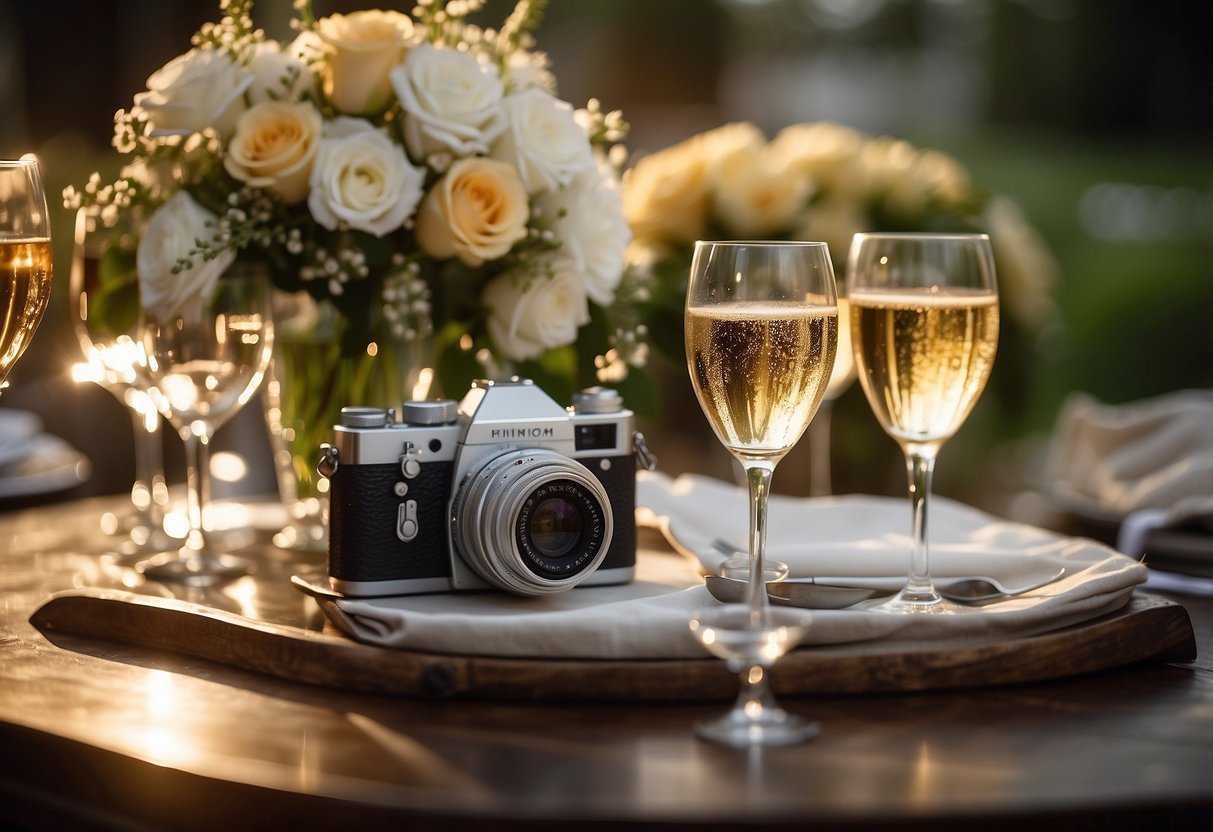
<box><xmin>704</xmin><ymin>569</ymin><xmax>1066</xmax><ymax>610</ymax></box>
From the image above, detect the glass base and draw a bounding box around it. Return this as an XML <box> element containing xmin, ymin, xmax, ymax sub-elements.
<box><xmin>138</xmin><ymin>551</ymin><xmax>254</xmax><ymax>586</ymax></box>
<box><xmin>719</xmin><ymin>556</ymin><xmax>790</xmax><ymax>583</ymax></box>
<box><xmin>694</xmin><ymin>706</ymin><xmax>819</xmax><ymax>748</ymax></box>
<box><xmin>876</xmin><ymin>588</ymin><xmax>964</xmax><ymax>615</ymax></box>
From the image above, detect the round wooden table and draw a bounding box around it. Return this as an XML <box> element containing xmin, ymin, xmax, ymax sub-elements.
<box><xmin>1</xmin><ymin>495</ymin><xmax>1210</xmax><ymax>830</ymax></box>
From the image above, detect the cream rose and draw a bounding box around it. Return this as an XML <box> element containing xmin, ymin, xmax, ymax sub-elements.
<box><xmin>622</xmin><ymin>139</ymin><xmax>711</xmax><ymax>244</ymax></box>
<box><xmin>769</xmin><ymin>122</ymin><xmax>866</xmax><ymax>200</ymax></box>
<box><xmin>415</xmin><ymin>157</ymin><xmax>528</xmax><ymax>267</ymax></box>
<box><xmin>133</xmin><ymin>48</ymin><xmax>251</xmax><ymax>138</ymax></box>
<box><xmin>712</xmin><ymin>148</ymin><xmax>813</xmax><ymax>237</ymax></box>
<box><xmin>137</xmin><ymin>191</ymin><xmax>234</xmax><ymax>322</ymax></box>
<box><xmin>307</xmin><ymin>118</ymin><xmax>425</xmax><ymax>237</ymax></box>
<box><xmin>490</xmin><ymin>89</ymin><xmax>594</xmax><ymax>195</ymax></box>
<box><xmin>483</xmin><ymin>260</ymin><xmax>590</xmax><ymax>362</ymax></box>
<box><xmin>247</xmin><ymin>40</ymin><xmax>315</xmax><ymax>104</ymax></box>
<box><xmin>390</xmin><ymin>43</ymin><xmax>506</xmax><ymax>161</ymax></box>
<box><xmin>224</xmin><ymin>101</ymin><xmax>322</xmax><ymax>204</ymax></box>
<box><xmin>537</xmin><ymin>169</ymin><xmax>630</xmax><ymax>305</ymax></box>
<box><xmin>315</xmin><ymin>10</ymin><xmax>413</xmax><ymax>115</ymax></box>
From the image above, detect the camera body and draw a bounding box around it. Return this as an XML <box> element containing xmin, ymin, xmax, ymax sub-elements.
<box><xmin>322</xmin><ymin>378</ymin><xmax>643</xmax><ymax>597</ymax></box>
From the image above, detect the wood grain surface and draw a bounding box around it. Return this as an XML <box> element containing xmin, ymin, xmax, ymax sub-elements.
<box><xmin>29</xmin><ymin>588</ymin><xmax>1196</xmax><ymax>700</ymax></box>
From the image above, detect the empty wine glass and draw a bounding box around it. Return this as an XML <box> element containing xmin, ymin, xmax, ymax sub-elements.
<box><xmin>138</xmin><ymin>267</ymin><xmax>274</xmax><ymax>584</ymax></box>
<box><xmin>69</xmin><ymin>206</ymin><xmax>173</xmax><ymax>553</ymax></box>
<box><xmin>685</xmin><ymin>240</ymin><xmax>838</xmax><ymax>746</ymax></box>
<box><xmin>0</xmin><ymin>156</ymin><xmax>53</xmax><ymax>392</ymax></box>
<box><xmin>847</xmin><ymin>233</ymin><xmax>999</xmax><ymax>612</ymax></box>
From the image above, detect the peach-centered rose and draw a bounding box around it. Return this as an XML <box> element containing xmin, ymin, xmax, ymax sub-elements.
<box><xmin>224</xmin><ymin>101</ymin><xmax>322</xmax><ymax>204</ymax></box>
<box><xmin>415</xmin><ymin>157</ymin><xmax>529</xmax><ymax>267</ymax></box>
<box><xmin>622</xmin><ymin>139</ymin><xmax>711</xmax><ymax>245</ymax></box>
<box><xmin>315</xmin><ymin>10</ymin><xmax>413</xmax><ymax>115</ymax></box>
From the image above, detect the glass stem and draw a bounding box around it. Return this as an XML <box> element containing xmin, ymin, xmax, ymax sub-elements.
<box><xmin>903</xmin><ymin>442</ymin><xmax>941</xmax><ymax>602</ymax></box>
<box><xmin>129</xmin><ymin>403</ymin><xmax>164</xmax><ymax>528</ymax></box>
<box><xmin>181</xmin><ymin>432</ymin><xmax>212</xmax><ymax>557</ymax></box>
<box><xmin>744</xmin><ymin>461</ymin><xmax>776</xmax><ymax>620</ymax></box>
<box><xmin>736</xmin><ymin>663</ymin><xmax>778</xmax><ymax>720</ymax></box>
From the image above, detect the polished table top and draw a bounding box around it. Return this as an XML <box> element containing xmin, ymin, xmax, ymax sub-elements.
<box><xmin>1</xmin><ymin>494</ymin><xmax>1211</xmax><ymax>830</ymax></box>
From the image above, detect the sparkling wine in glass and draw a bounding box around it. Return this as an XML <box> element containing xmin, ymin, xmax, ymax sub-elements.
<box><xmin>685</xmin><ymin>240</ymin><xmax>837</xmax><ymax>746</ymax></box>
<box><xmin>848</xmin><ymin>232</ymin><xmax>999</xmax><ymax>612</ymax></box>
<box><xmin>0</xmin><ymin>157</ymin><xmax>53</xmax><ymax>392</ymax></box>
<box><xmin>139</xmin><ymin>268</ymin><xmax>274</xmax><ymax>584</ymax></box>
<box><xmin>70</xmin><ymin>206</ymin><xmax>173</xmax><ymax>552</ymax></box>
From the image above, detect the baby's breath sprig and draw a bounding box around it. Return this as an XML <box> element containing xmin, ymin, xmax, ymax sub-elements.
<box><xmin>380</xmin><ymin>256</ymin><xmax>434</xmax><ymax>341</ymax></box>
<box><xmin>290</xmin><ymin>0</ymin><xmax>315</xmax><ymax>33</ymax></box>
<box><xmin>495</xmin><ymin>0</ymin><xmax>547</xmax><ymax>65</ymax></box>
<box><xmin>193</xmin><ymin>0</ymin><xmax>264</xmax><ymax>60</ymax></box>
<box><xmin>413</xmin><ymin>0</ymin><xmax>488</xmax><ymax>48</ymax></box>
<box><xmin>576</xmin><ymin>98</ymin><xmax>629</xmax><ymax>147</ymax></box>
<box><xmin>297</xmin><ymin>236</ymin><xmax>372</xmax><ymax>298</ymax></box>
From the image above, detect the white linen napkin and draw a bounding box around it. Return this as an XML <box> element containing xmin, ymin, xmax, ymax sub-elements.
<box><xmin>299</xmin><ymin>472</ymin><xmax>1148</xmax><ymax>658</ymax></box>
<box><xmin>1047</xmin><ymin>390</ymin><xmax>1213</xmax><ymax>556</ymax></box>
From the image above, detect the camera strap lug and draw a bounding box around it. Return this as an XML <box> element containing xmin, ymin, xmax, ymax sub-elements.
<box><xmin>400</xmin><ymin>442</ymin><xmax>422</xmax><ymax>479</ymax></box>
<box><xmin>317</xmin><ymin>443</ymin><xmax>340</xmax><ymax>479</ymax></box>
<box><xmin>633</xmin><ymin>431</ymin><xmax>657</xmax><ymax>472</ymax></box>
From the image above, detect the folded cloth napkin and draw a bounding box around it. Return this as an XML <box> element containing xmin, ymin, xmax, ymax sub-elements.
<box><xmin>299</xmin><ymin>472</ymin><xmax>1147</xmax><ymax>659</ymax></box>
<box><xmin>1047</xmin><ymin>390</ymin><xmax>1213</xmax><ymax>556</ymax></box>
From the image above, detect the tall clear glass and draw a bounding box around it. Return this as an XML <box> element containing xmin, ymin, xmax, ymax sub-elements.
<box><xmin>685</xmin><ymin>240</ymin><xmax>838</xmax><ymax>746</ymax></box>
<box><xmin>847</xmin><ymin>233</ymin><xmax>999</xmax><ymax>612</ymax></box>
<box><xmin>138</xmin><ymin>268</ymin><xmax>274</xmax><ymax>584</ymax></box>
<box><xmin>69</xmin><ymin>206</ymin><xmax>172</xmax><ymax>552</ymax></box>
<box><xmin>0</xmin><ymin>157</ymin><xmax>53</xmax><ymax>392</ymax></box>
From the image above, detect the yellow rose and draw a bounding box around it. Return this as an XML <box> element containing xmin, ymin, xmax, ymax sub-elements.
<box><xmin>224</xmin><ymin>101</ymin><xmax>322</xmax><ymax>204</ymax></box>
<box><xmin>415</xmin><ymin>157</ymin><xmax>529</xmax><ymax>267</ymax></box>
<box><xmin>316</xmin><ymin>10</ymin><xmax>413</xmax><ymax>115</ymax></box>
<box><xmin>769</xmin><ymin>122</ymin><xmax>866</xmax><ymax>200</ymax></box>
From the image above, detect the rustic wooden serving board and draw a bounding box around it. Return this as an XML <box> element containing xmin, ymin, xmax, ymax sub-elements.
<box><xmin>30</xmin><ymin>589</ymin><xmax>1196</xmax><ymax>701</ymax></box>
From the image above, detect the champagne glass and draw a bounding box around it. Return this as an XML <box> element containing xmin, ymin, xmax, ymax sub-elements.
<box><xmin>69</xmin><ymin>206</ymin><xmax>173</xmax><ymax>552</ymax></box>
<box><xmin>847</xmin><ymin>233</ymin><xmax>999</xmax><ymax>612</ymax></box>
<box><xmin>685</xmin><ymin>240</ymin><xmax>838</xmax><ymax>746</ymax></box>
<box><xmin>138</xmin><ymin>268</ymin><xmax>274</xmax><ymax>584</ymax></box>
<box><xmin>0</xmin><ymin>157</ymin><xmax>53</xmax><ymax>392</ymax></box>
<box><xmin>806</xmin><ymin>294</ymin><xmax>857</xmax><ymax>496</ymax></box>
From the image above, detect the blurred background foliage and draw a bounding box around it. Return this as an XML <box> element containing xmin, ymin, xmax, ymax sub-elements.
<box><xmin>0</xmin><ymin>0</ymin><xmax>1209</xmax><ymax>514</ymax></box>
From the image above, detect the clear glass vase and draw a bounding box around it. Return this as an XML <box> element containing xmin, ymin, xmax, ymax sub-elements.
<box><xmin>266</xmin><ymin>293</ymin><xmax>436</xmax><ymax>552</ymax></box>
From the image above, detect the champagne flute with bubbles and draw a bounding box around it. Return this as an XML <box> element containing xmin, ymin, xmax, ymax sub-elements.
<box><xmin>685</xmin><ymin>240</ymin><xmax>838</xmax><ymax>746</ymax></box>
<box><xmin>0</xmin><ymin>157</ymin><xmax>53</xmax><ymax>392</ymax></box>
<box><xmin>848</xmin><ymin>233</ymin><xmax>999</xmax><ymax>612</ymax></box>
<box><xmin>138</xmin><ymin>268</ymin><xmax>274</xmax><ymax>584</ymax></box>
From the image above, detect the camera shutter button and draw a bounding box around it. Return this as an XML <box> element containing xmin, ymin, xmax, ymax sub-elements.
<box><xmin>397</xmin><ymin>500</ymin><xmax>419</xmax><ymax>542</ymax></box>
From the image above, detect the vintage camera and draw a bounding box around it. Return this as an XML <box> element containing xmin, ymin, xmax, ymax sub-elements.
<box><xmin>319</xmin><ymin>378</ymin><xmax>654</xmax><ymax>597</ymax></box>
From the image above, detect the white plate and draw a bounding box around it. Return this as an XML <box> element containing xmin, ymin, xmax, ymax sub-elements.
<box><xmin>0</xmin><ymin>409</ymin><xmax>41</xmax><ymax>468</ymax></box>
<box><xmin>0</xmin><ymin>434</ymin><xmax>91</xmax><ymax>499</ymax></box>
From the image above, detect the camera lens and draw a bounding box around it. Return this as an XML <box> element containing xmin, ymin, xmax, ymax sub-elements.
<box><xmin>527</xmin><ymin>496</ymin><xmax>583</xmax><ymax>559</ymax></box>
<box><xmin>451</xmin><ymin>448</ymin><xmax>613</xmax><ymax>595</ymax></box>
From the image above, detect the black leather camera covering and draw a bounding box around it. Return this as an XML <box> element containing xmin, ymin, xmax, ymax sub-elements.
<box><xmin>328</xmin><ymin>460</ymin><xmax>456</xmax><ymax>582</ymax></box>
<box><xmin>583</xmin><ymin>454</ymin><xmax>637</xmax><ymax>570</ymax></box>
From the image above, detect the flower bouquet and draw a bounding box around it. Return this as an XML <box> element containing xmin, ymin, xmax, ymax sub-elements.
<box><xmin>66</xmin><ymin>0</ymin><xmax>651</xmax><ymax>543</ymax></box>
<box><xmin>621</xmin><ymin>121</ymin><xmax>1060</xmax><ymax>493</ymax></box>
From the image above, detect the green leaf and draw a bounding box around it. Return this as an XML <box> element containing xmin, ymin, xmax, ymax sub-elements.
<box><xmin>89</xmin><ymin>242</ymin><xmax>139</xmax><ymax>336</ymax></box>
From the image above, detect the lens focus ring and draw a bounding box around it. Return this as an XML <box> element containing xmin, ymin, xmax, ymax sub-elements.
<box><xmin>452</xmin><ymin>448</ymin><xmax>613</xmax><ymax>595</ymax></box>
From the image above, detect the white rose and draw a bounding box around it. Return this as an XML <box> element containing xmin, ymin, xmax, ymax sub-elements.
<box><xmin>315</xmin><ymin>9</ymin><xmax>413</xmax><ymax>115</ymax></box>
<box><xmin>247</xmin><ymin>40</ymin><xmax>315</xmax><ymax>104</ymax></box>
<box><xmin>390</xmin><ymin>44</ymin><xmax>506</xmax><ymax>161</ymax></box>
<box><xmin>414</xmin><ymin>156</ymin><xmax>529</xmax><ymax>267</ymax></box>
<box><xmin>490</xmin><ymin>88</ymin><xmax>595</xmax><ymax>195</ymax></box>
<box><xmin>537</xmin><ymin>168</ymin><xmax>630</xmax><ymax>305</ymax></box>
<box><xmin>307</xmin><ymin>118</ymin><xmax>424</xmax><ymax>237</ymax></box>
<box><xmin>137</xmin><ymin>191</ymin><xmax>234</xmax><ymax>322</ymax></box>
<box><xmin>133</xmin><ymin>48</ymin><xmax>251</xmax><ymax>138</ymax></box>
<box><xmin>483</xmin><ymin>260</ymin><xmax>590</xmax><ymax>362</ymax></box>
<box><xmin>224</xmin><ymin>101</ymin><xmax>322</xmax><ymax>205</ymax></box>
